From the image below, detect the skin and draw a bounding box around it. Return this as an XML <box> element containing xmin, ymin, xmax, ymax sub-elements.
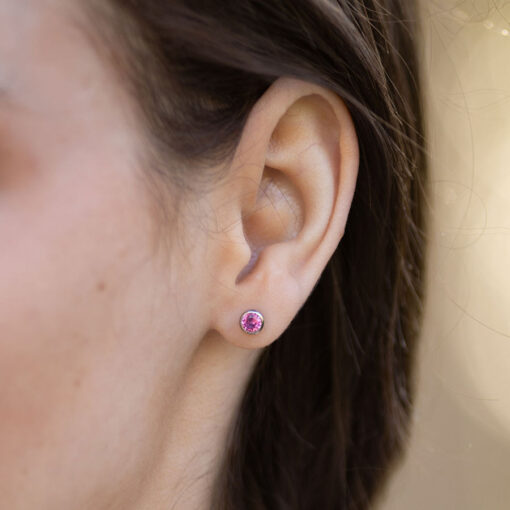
<box><xmin>0</xmin><ymin>1</ymin><xmax>359</xmax><ymax>509</ymax></box>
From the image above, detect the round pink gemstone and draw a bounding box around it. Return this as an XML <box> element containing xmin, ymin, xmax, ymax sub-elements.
<box><xmin>240</xmin><ymin>310</ymin><xmax>264</xmax><ymax>334</ymax></box>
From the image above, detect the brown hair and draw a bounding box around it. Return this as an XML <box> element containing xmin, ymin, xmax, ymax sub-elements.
<box><xmin>81</xmin><ymin>1</ymin><xmax>428</xmax><ymax>508</ymax></box>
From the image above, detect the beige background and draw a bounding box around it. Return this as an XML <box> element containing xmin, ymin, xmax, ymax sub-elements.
<box><xmin>377</xmin><ymin>1</ymin><xmax>510</xmax><ymax>508</ymax></box>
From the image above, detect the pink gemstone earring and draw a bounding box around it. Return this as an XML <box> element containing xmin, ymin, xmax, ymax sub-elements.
<box><xmin>240</xmin><ymin>310</ymin><xmax>264</xmax><ymax>335</ymax></box>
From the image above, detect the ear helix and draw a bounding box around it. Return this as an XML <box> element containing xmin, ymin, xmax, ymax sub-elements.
<box><xmin>239</xmin><ymin>310</ymin><xmax>265</xmax><ymax>335</ymax></box>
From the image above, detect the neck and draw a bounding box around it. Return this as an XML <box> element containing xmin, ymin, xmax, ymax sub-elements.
<box><xmin>134</xmin><ymin>331</ymin><xmax>260</xmax><ymax>510</ymax></box>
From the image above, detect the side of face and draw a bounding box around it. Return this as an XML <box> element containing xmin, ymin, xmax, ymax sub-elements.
<box><xmin>0</xmin><ymin>0</ymin><xmax>362</xmax><ymax>507</ymax></box>
<box><xmin>0</xmin><ymin>1</ymin><xmax>206</xmax><ymax>507</ymax></box>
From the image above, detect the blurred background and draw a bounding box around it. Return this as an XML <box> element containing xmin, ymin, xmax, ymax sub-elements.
<box><xmin>378</xmin><ymin>1</ymin><xmax>510</xmax><ymax>508</ymax></box>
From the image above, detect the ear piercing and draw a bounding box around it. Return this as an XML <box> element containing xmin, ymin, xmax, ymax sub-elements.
<box><xmin>240</xmin><ymin>310</ymin><xmax>264</xmax><ymax>335</ymax></box>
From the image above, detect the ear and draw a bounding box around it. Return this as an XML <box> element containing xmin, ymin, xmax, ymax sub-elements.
<box><xmin>206</xmin><ymin>76</ymin><xmax>359</xmax><ymax>349</ymax></box>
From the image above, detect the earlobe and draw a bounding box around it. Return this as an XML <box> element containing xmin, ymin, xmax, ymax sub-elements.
<box><xmin>208</xmin><ymin>77</ymin><xmax>359</xmax><ymax>350</ymax></box>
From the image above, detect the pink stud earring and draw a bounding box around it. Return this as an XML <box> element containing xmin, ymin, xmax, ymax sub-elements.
<box><xmin>240</xmin><ymin>310</ymin><xmax>264</xmax><ymax>335</ymax></box>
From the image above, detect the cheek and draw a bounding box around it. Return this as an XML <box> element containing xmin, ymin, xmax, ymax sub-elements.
<box><xmin>0</xmin><ymin>139</ymin><xmax>167</xmax><ymax>506</ymax></box>
<box><xmin>0</xmin><ymin>5</ymin><xmax>193</xmax><ymax>504</ymax></box>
